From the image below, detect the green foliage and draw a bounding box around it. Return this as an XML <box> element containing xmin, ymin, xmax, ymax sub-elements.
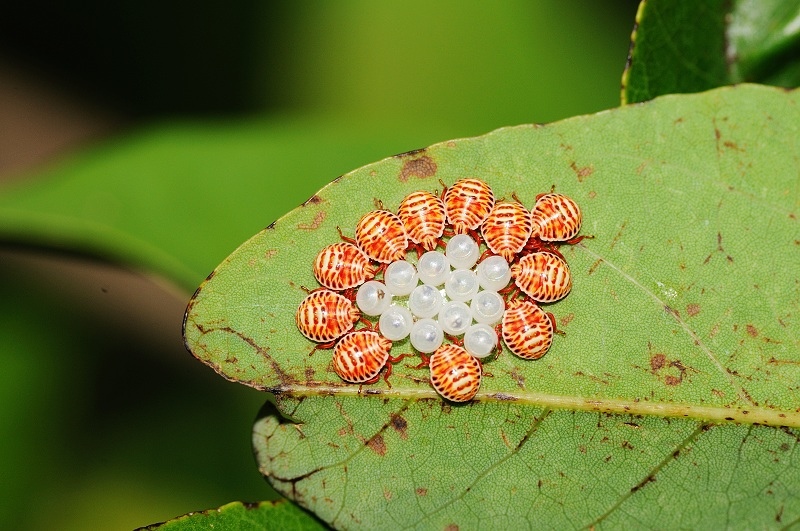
<box><xmin>729</xmin><ymin>0</ymin><xmax>800</xmax><ymax>85</ymax></box>
<box><xmin>622</xmin><ymin>0</ymin><xmax>728</xmax><ymax>104</ymax></box>
<box><xmin>622</xmin><ymin>0</ymin><xmax>800</xmax><ymax>103</ymax></box>
<box><xmin>0</xmin><ymin>119</ymin><xmax>458</xmax><ymax>292</ymax></box>
<box><xmin>185</xmin><ymin>85</ymin><xmax>800</xmax><ymax>527</ymax></box>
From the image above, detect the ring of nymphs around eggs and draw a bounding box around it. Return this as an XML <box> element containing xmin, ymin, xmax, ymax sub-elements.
<box><xmin>296</xmin><ymin>178</ymin><xmax>586</xmax><ymax>403</ymax></box>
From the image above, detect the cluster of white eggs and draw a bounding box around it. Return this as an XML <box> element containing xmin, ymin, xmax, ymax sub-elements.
<box><xmin>354</xmin><ymin>234</ymin><xmax>512</xmax><ymax>359</ymax></box>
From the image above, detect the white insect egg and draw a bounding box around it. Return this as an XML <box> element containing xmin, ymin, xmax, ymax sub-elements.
<box><xmin>417</xmin><ymin>251</ymin><xmax>451</xmax><ymax>286</ymax></box>
<box><xmin>379</xmin><ymin>304</ymin><xmax>414</xmax><ymax>341</ymax></box>
<box><xmin>438</xmin><ymin>300</ymin><xmax>472</xmax><ymax>336</ymax></box>
<box><xmin>408</xmin><ymin>284</ymin><xmax>444</xmax><ymax>319</ymax></box>
<box><xmin>464</xmin><ymin>323</ymin><xmax>497</xmax><ymax>359</ymax></box>
<box><xmin>356</xmin><ymin>280</ymin><xmax>392</xmax><ymax>316</ymax></box>
<box><xmin>410</xmin><ymin>318</ymin><xmax>444</xmax><ymax>353</ymax></box>
<box><xmin>445</xmin><ymin>234</ymin><xmax>480</xmax><ymax>270</ymax></box>
<box><xmin>445</xmin><ymin>269</ymin><xmax>479</xmax><ymax>302</ymax></box>
<box><xmin>476</xmin><ymin>255</ymin><xmax>512</xmax><ymax>292</ymax></box>
<box><xmin>470</xmin><ymin>290</ymin><xmax>505</xmax><ymax>325</ymax></box>
<box><xmin>384</xmin><ymin>260</ymin><xmax>418</xmax><ymax>296</ymax></box>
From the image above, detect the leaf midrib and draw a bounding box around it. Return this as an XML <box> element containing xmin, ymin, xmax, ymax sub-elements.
<box><xmin>260</xmin><ymin>383</ymin><xmax>799</xmax><ymax>428</ymax></box>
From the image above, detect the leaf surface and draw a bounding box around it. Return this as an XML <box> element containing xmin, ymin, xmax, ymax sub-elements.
<box><xmin>140</xmin><ymin>500</ymin><xmax>323</xmax><ymax>531</ymax></box>
<box><xmin>185</xmin><ymin>85</ymin><xmax>800</xmax><ymax>528</ymax></box>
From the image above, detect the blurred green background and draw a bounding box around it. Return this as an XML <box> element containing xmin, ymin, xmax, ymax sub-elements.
<box><xmin>0</xmin><ymin>1</ymin><xmax>638</xmax><ymax>529</ymax></box>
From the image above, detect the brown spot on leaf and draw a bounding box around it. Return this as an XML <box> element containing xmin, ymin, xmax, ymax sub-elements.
<box><xmin>444</xmin><ymin>525</ymin><xmax>459</xmax><ymax>531</ymax></box>
<box><xmin>712</xmin><ymin>389</ymin><xmax>725</xmax><ymax>398</ymax></box>
<box><xmin>609</xmin><ymin>221</ymin><xmax>627</xmax><ymax>250</ymax></box>
<box><xmin>664</xmin><ymin>375</ymin><xmax>680</xmax><ymax>386</ymax></box>
<box><xmin>394</xmin><ymin>147</ymin><xmax>427</xmax><ymax>158</ymax></box>
<box><xmin>703</xmin><ymin>231</ymin><xmax>734</xmax><ymax>264</ymax></box>
<box><xmin>366</xmin><ymin>434</ymin><xmax>387</xmax><ymax>456</ymax></box>
<box><xmin>416</xmin><ymin>487</ymin><xmax>428</xmax><ymax>496</ymax></box>
<box><xmin>746</xmin><ymin>324</ymin><xmax>758</xmax><ymax>337</ymax></box>
<box><xmin>686</xmin><ymin>303</ymin><xmax>701</xmax><ymax>317</ymax></box>
<box><xmin>767</xmin><ymin>357</ymin><xmax>800</xmax><ymax>366</ymax></box>
<box><xmin>588</xmin><ymin>190</ymin><xmax>597</xmax><ymax>199</ymax></box>
<box><xmin>304</xmin><ymin>367</ymin><xmax>315</xmax><ymax>382</ymax></box>
<box><xmin>622</xmin><ymin>441</ymin><xmax>634</xmax><ymax>450</ymax></box>
<box><xmin>390</xmin><ymin>413</ymin><xmax>408</xmax><ymax>439</ymax></box>
<box><xmin>723</xmin><ymin>140</ymin><xmax>743</xmax><ymax>151</ymax></box>
<box><xmin>631</xmin><ymin>474</ymin><xmax>656</xmax><ymax>492</ymax></box>
<box><xmin>508</xmin><ymin>366</ymin><xmax>526</xmax><ymax>388</ymax></box>
<box><xmin>650</xmin><ymin>353</ymin><xmax>667</xmax><ymax>372</ymax></box>
<box><xmin>264</xmin><ymin>249</ymin><xmax>278</xmax><ymax>260</ymax></box>
<box><xmin>297</xmin><ymin>211</ymin><xmax>326</xmax><ymax>230</ymax></box>
<box><xmin>570</xmin><ymin>161</ymin><xmax>594</xmax><ymax>182</ymax></box>
<box><xmin>399</xmin><ymin>155</ymin><xmax>438</xmax><ymax>182</ymax></box>
<box><xmin>588</xmin><ymin>258</ymin><xmax>603</xmax><ymax>275</ymax></box>
<box><xmin>302</xmin><ymin>194</ymin><xmax>324</xmax><ymax>206</ymax></box>
<box><xmin>383</xmin><ymin>489</ymin><xmax>392</xmax><ymax>501</ymax></box>
<box><xmin>560</xmin><ymin>313</ymin><xmax>575</xmax><ymax>328</ymax></box>
<box><xmin>501</xmin><ymin>430</ymin><xmax>512</xmax><ymax>449</ymax></box>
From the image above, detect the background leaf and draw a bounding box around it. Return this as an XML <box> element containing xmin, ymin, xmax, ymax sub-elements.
<box><xmin>185</xmin><ymin>84</ymin><xmax>800</xmax><ymax>527</ymax></box>
<box><xmin>622</xmin><ymin>0</ymin><xmax>728</xmax><ymax>104</ymax></box>
<box><xmin>0</xmin><ymin>118</ymin><xmax>457</xmax><ymax>292</ymax></box>
<box><xmin>622</xmin><ymin>0</ymin><xmax>800</xmax><ymax>104</ymax></box>
<box><xmin>728</xmin><ymin>0</ymin><xmax>800</xmax><ymax>86</ymax></box>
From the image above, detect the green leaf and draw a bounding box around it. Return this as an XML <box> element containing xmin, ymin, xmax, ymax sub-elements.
<box><xmin>622</xmin><ymin>0</ymin><xmax>729</xmax><ymax>104</ymax></box>
<box><xmin>0</xmin><ymin>118</ymin><xmax>452</xmax><ymax>292</ymax></box>
<box><xmin>185</xmin><ymin>85</ymin><xmax>800</xmax><ymax>527</ymax></box>
<box><xmin>728</xmin><ymin>0</ymin><xmax>800</xmax><ymax>85</ymax></box>
<box><xmin>254</xmin><ymin>399</ymin><xmax>799</xmax><ymax>529</ymax></box>
<box><xmin>140</xmin><ymin>500</ymin><xmax>323</xmax><ymax>530</ymax></box>
<box><xmin>622</xmin><ymin>0</ymin><xmax>800</xmax><ymax>104</ymax></box>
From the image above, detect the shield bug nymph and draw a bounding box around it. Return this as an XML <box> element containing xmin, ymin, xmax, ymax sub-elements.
<box><xmin>295</xmin><ymin>289</ymin><xmax>362</xmax><ymax>345</ymax></box>
<box><xmin>501</xmin><ymin>299</ymin><xmax>556</xmax><ymax>360</ymax></box>
<box><xmin>442</xmin><ymin>178</ymin><xmax>495</xmax><ymax>235</ymax></box>
<box><xmin>313</xmin><ymin>242</ymin><xmax>376</xmax><ymax>291</ymax></box>
<box><xmin>510</xmin><ymin>251</ymin><xmax>572</xmax><ymax>303</ymax></box>
<box><xmin>355</xmin><ymin>209</ymin><xmax>409</xmax><ymax>264</ymax></box>
<box><xmin>427</xmin><ymin>343</ymin><xmax>482</xmax><ymax>402</ymax></box>
<box><xmin>530</xmin><ymin>192</ymin><xmax>583</xmax><ymax>243</ymax></box>
<box><xmin>397</xmin><ymin>190</ymin><xmax>447</xmax><ymax>254</ymax></box>
<box><xmin>481</xmin><ymin>199</ymin><xmax>533</xmax><ymax>263</ymax></box>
